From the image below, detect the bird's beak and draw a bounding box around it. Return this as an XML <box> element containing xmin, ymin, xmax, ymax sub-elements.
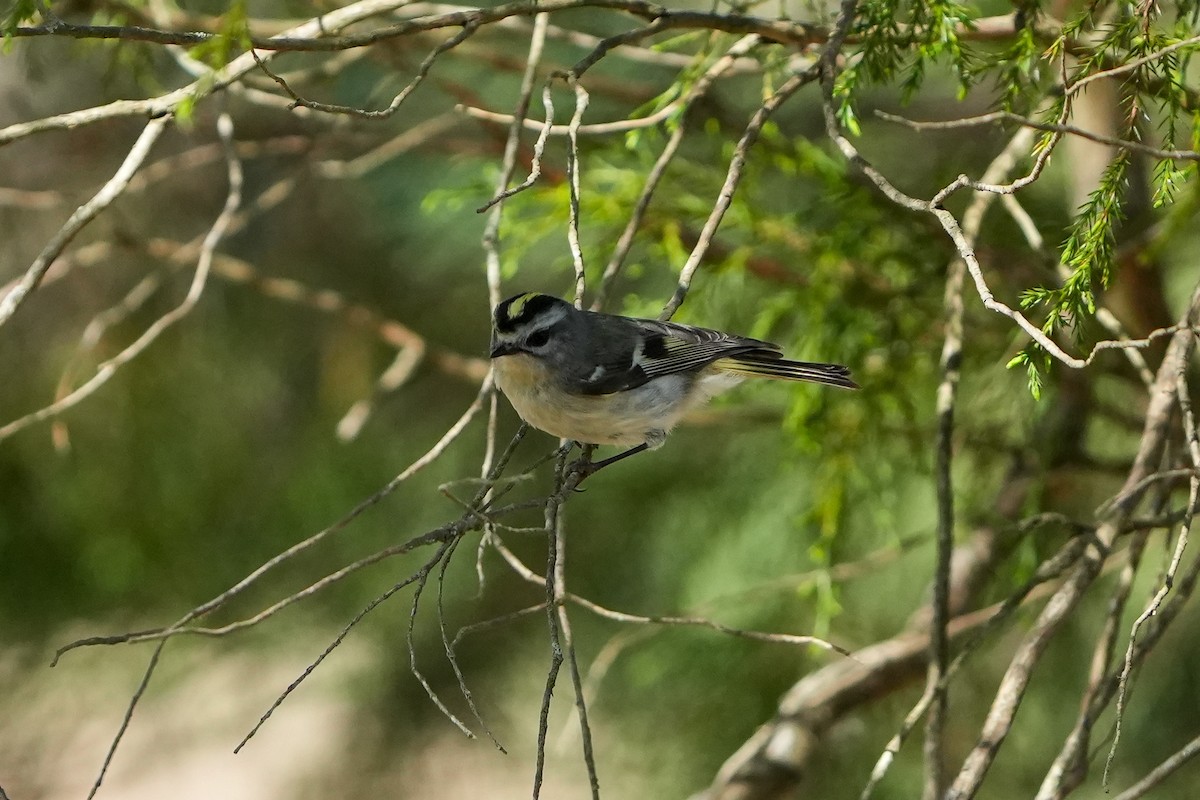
<box><xmin>490</xmin><ymin>340</ymin><xmax>517</xmax><ymax>359</ymax></box>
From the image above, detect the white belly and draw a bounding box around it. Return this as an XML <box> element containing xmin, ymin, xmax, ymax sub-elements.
<box><xmin>494</xmin><ymin>354</ymin><xmax>738</xmax><ymax>447</ymax></box>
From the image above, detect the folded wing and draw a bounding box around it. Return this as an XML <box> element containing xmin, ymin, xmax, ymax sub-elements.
<box><xmin>578</xmin><ymin>316</ymin><xmax>857</xmax><ymax>394</ymax></box>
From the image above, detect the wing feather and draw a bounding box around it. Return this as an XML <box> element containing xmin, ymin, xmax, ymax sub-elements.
<box><xmin>576</xmin><ymin>317</ymin><xmax>768</xmax><ymax>395</ymax></box>
<box><xmin>633</xmin><ymin>319</ymin><xmax>778</xmax><ymax>379</ymax></box>
<box><xmin>574</xmin><ymin>314</ymin><xmax>857</xmax><ymax>394</ymax></box>
<box><xmin>715</xmin><ymin>355</ymin><xmax>859</xmax><ymax>389</ymax></box>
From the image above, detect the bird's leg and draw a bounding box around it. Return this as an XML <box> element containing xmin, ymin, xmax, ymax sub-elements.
<box><xmin>570</xmin><ymin>442</ymin><xmax>649</xmax><ymax>484</ymax></box>
<box><xmin>590</xmin><ymin>442</ymin><xmax>649</xmax><ymax>471</ymax></box>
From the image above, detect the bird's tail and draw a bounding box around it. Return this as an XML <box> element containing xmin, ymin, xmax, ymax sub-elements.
<box><xmin>714</xmin><ymin>354</ymin><xmax>859</xmax><ymax>390</ymax></box>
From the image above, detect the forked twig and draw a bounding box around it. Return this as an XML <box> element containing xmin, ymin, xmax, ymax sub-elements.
<box><xmin>532</xmin><ymin>447</ymin><xmax>572</xmax><ymax>800</ymax></box>
<box><xmin>53</xmin><ymin>382</ymin><xmax>493</xmax><ymax>664</ymax></box>
<box><xmin>235</xmin><ymin>541</ymin><xmax>455</xmax><ymax>752</ymax></box>
<box><xmin>86</xmin><ymin>641</ymin><xmax>167</xmax><ymax>800</ymax></box>
<box><xmin>477</xmin><ymin>80</ymin><xmax>557</xmax><ymax>214</ymax></box>
<box><xmin>250</xmin><ymin>21</ymin><xmax>479</xmax><ymax>118</ymax></box>
<box><xmin>944</xmin><ymin>285</ymin><xmax>1200</xmax><ymax>800</ymax></box>
<box><xmin>592</xmin><ymin>34</ymin><xmax>762</xmax><ymax>311</ymax></box>
<box><xmin>0</xmin><ymin>115</ymin><xmax>171</xmax><ymax>328</ymax></box>
<box><xmin>659</xmin><ymin>65</ymin><xmax>814</xmax><ymax>320</ymax></box>
<box><xmin>1103</xmin><ymin>365</ymin><xmax>1200</xmax><ymax>786</ymax></box>
<box><xmin>435</xmin><ymin>534</ymin><xmax>507</xmax><ymax>751</ymax></box>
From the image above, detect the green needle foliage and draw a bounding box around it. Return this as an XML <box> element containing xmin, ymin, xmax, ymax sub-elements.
<box><xmin>4</xmin><ymin>1</ymin><xmax>1200</xmax><ymax>798</ymax></box>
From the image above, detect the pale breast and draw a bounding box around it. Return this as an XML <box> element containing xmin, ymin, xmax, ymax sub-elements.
<box><xmin>494</xmin><ymin>354</ymin><xmax>716</xmax><ymax>447</ymax></box>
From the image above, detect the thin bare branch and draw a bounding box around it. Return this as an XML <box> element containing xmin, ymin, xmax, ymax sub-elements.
<box><xmin>477</xmin><ymin>82</ymin><xmax>556</xmax><ymax>213</ymax></box>
<box><xmin>1104</xmin><ymin>367</ymin><xmax>1200</xmax><ymax>785</ymax></box>
<box><xmin>458</xmin><ymin>100</ymin><xmax>679</xmax><ymax>136</ymax></box>
<box><xmin>696</xmin><ymin>552</ymin><xmax>1081</xmax><ymax>800</ymax></box>
<box><xmin>0</xmin><ymin>0</ymin><xmax>417</xmax><ymax>147</ymax></box>
<box><xmin>944</xmin><ymin>285</ymin><xmax>1200</xmax><ymax>800</ymax></box>
<box><xmin>1111</xmin><ymin>730</ymin><xmax>1200</xmax><ymax>800</ymax></box>
<box><xmin>1034</xmin><ymin>527</ymin><xmax>1152</xmax><ymax>800</ymax></box>
<box><xmin>660</xmin><ymin>67</ymin><xmax>813</xmax><ymax>320</ymax></box>
<box><xmin>435</xmin><ymin>533</ymin><xmax>507</xmax><ymax>751</ymax></box>
<box><xmin>1</xmin><ymin>111</ymin><xmax>241</xmax><ymax>441</ymax></box>
<box><xmin>235</xmin><ymin>427</ymin><xmax>540</xmax><ymax>750</ymax></box>
<box><xmin>9</xmin><ymin>0</ymin><xmax>823</xmax><ymax>52</ymax></box>
<box><xmin>551</xmin><ymin>492</ymin><xmax>601</xmax><ymax>798</ymax></box>
<box><xmin>85</xmin><ymin>641</ymin><xmax>167</xmax><ymax>800</ymax></box>
<box><xmin>52</xmin><ymin>381</ymin><xmax>491</xmax><ymax>664</ymax></box>
<box><xmin>477</xmin><ymin>11</ymin><xmax>550</xmax><ymax>601</ymax></box>
<box><xmin>235</xmin><ymin>540</ymin><xmax>455</xmax><ymax>753</ymax></box>
<box><xmin>592</xmin><ymin>34</ymin><xmax>762</xmax><ymax>311</ymax></box>
<box><xmin>490</xmin><ymin>537</ymin><xmax>851</xmax><ymax>655</ymax></box>
<box><xmin>821</xmin><ymin>48</ymin><xmax>1143</xmax><ymax>373</ymax></box>
<box><xmin>0</xmin><ymin>115</ymin><xmax>170</xmax><ymax>328</ymax></box>
<box><xmin>929</xmin><ymin>123</ymin><xmax>1041</xmax><ymax>799</ymax></box>
<box><xmin>406</xmin><ymin>540</ymin><xmax>478</xmax><ymax>741</ymax></box>
<box><xmin>533</xmin><ymin>448</ymin><xmax>572</xmax><ymax>800</ymax></box>
<box><xmin>316</xmin><ymin>113</ymin><xmax>460</xmax><ymax>178</ymax></box>
<box><xmin>862</xmin><ymin>531</ymin><xmax>1092</xmax><ymax>800</ymax></box>
<box><xmin>1067</xmin><ymin>33</ymin><xmax>1200</xmax><ymax>97</ymax></box>
<box><xmin>876</xmin><ymin>109</ymin><xmax>1200</xmax><ymax>162</ymax></box>
<box><xmin>564</xmin><ymin>76</ymin><xmax>590</xmax><ymax>306</ymax></box>
<box><xmin>251</xmin><ymin>21</ymin><xmax>478</xmax><ymax>118</ymax></box>
<box><xmin>452</xmin><ymin>603</ymin><xmax>549</xmax><ymax>650</ymax></box>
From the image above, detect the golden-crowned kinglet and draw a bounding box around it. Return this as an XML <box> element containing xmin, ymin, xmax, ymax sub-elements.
<box><xmin>490</xmin><ymin>293</ymin><xmax>857</xmax><ymax>470</ymax></box>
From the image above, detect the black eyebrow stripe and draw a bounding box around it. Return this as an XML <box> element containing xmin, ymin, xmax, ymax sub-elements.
<box><xmin>496</xmin><ymin>293</ymin><xmax>559</xmax><ymax>332</ymax></box>
<box><xmin>511</xmin><ymin>294</ymin><xmax>557</xmax><ymax>322</ymax></box>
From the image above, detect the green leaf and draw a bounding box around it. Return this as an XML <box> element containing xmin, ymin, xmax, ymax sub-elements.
<box><xmin>186</xmin><ymin>0</ymin><xmax>252</xmax><ymax>70</ymax></box>
<box><xmin>1026</xmin><ymin>360</ymin><xmax>1043</xmax><ymax>400</ymax></box>
<box><xmin>2</xmin><ymin>0</ymin><xmax>37</xmax><ymax>40</ymax></box>
<box><xmin>175</xmin><ymin>93</ymin><xmax>197</xmax><ymax>126</ymax></box>
<box><xmin>839</xmin><ymin>102</ymin><xmax>862</xmax><ymax>137</ymax></box>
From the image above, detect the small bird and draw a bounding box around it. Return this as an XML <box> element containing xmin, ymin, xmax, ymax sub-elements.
<box><xmin>490</xmin><ymin>292</ymin><xmax>857</xmax><ymax>470</ymax></box>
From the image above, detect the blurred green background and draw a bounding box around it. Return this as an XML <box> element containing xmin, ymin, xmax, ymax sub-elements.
<box><xmin>3</xmin><ymin>1</ymin><xmax>1200</xmax><ymax>798</ymax></box>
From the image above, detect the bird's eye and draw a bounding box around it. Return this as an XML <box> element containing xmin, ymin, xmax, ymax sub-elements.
<box><xmin>526</xmin><ymin>329</ymin><xmax>552</xmax><ymax>348</ymax></box>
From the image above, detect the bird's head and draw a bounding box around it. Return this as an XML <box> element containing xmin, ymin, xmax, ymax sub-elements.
<box><xmin>489</xmin><ymin>292</ymin><xmax>575</xmax><ymax>360</ymax></box>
